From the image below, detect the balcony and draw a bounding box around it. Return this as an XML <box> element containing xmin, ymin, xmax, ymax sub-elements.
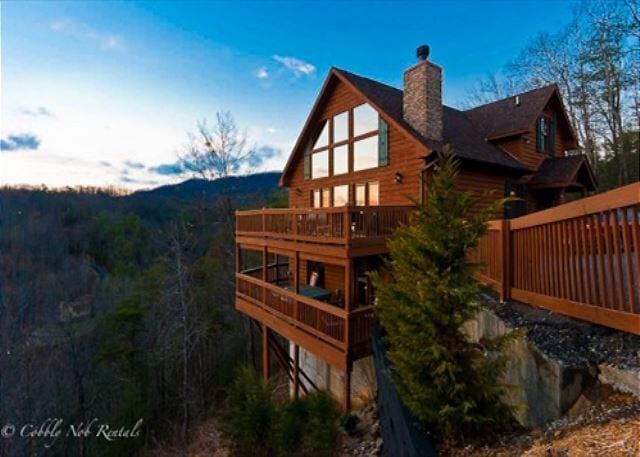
<box><xmin>234</xmin><ymin>205</ymin><xmax>413</xmax><ymax>408</ymax></box>
<box><xmin>235</xmin><ymin>248</ymin><xmax>382</xmax><ymax>364</ymax></box>
<box><xmin>236</xmin><ymin>206</ymin><xmax>413</xmax><ymax>257</ymax></box>
<box><xmin>235</xmin><ymin>272</ymin><xmax>375</xmax><ymax>366</ymax></box>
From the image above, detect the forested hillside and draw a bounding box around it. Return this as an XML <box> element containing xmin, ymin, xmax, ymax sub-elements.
<box><xmin>0</xmin><ymin>172</ymin><xmax>283</xmax><ymax>457</ymax></box>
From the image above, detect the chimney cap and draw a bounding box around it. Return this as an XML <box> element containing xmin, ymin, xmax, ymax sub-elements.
<box><xmin>416</xmin><ymin>45</ymin><xmax>430</xmax><ymax>61</ymax></box>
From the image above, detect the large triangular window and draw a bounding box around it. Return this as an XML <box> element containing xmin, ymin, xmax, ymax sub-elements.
<box><xmin>306</xmin><ymin>103</ymin><xmax>388</xmax><ymax>180</ymax></box>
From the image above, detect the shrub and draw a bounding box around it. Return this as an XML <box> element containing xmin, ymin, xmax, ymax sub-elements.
<box><xmin>300</xmin><ymin>391</ymin><xmax>340</xmax><ymax>455</ymax></box>
<box><xmin>272</xmin><ymin>397</ymin><xmax>307</xmax><ymax>455</ymax></box>
<box><xmin>222</xmin><ymin>366</ymin><xmax>275</xmax><ymax>456</ymax></box>
<box><xmin>372</xmin><ymin>148</ymin><xmax>514</xmax><ymax>436</ymax></box>
<box><xmin>223</xmin><ymin>367</ymin><xmax>340</xmax><ymax>456</ymax></box>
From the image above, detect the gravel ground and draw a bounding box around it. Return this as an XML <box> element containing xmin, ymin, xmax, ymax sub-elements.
<box><xmin>483</xmin><ymin>294</ymin><xmax>640</xmax><ymax>370</ymax></box>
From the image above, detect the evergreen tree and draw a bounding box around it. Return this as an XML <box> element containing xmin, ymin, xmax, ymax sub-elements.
<box><xmin>372</xmin><ymin>148</ymin><xmax>514</xmax><ymax>436</ymax></box>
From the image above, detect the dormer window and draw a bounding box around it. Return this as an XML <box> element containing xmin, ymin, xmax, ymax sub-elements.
<box><xmin>536</xmin><ymin>115</ymin><xmax>556</xmax><ymax>154</ymax></box>
<box><xmin>304</xmin><ymin>103</ymin><xmax>389</xmax><ymax>180</ymax></box>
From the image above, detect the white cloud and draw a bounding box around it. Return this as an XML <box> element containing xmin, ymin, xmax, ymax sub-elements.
<box><xmin>255</xmin><ymin>66</ymin><xmax>269</xmax><ymax>79</ymax></box>
<box><xmin>18</xmin><ymin>106</ymin><xmax>54</xmax><ymax>118</ymax></box>
<box><xmin>273</xmin><ymin>55</ymin><xmax>316</xmax><ymax>77</ymax></box>
<box><xmin>266</xmin><ymin>127</ymin><xmax>277</xmax><ymax>133</ymax></box>
<box><xmin>50</xmin><ymin>19</ymin><xmax>125</xmax><ymax>52</ymax></box>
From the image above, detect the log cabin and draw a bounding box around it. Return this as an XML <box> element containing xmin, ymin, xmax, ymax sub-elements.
<box><xmin>234</xmin><ymin>45</ymin><xmax>597</xmax><ymax>409</ymax></box>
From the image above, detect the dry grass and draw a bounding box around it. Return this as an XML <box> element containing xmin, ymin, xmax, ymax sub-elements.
<box><xmin>139</xmin><ymin>417</ymin><xmax>230</xmax><ymax>457</ymax></box>
<box><xmin>523</xmin><ymin>415</ymin><xmax>640</xmax><ymax>456</ymax></box>
<box><xmin>441</xmin><ymin>385</ymin><xmax>640</xmax><ymax>457</ymax></box>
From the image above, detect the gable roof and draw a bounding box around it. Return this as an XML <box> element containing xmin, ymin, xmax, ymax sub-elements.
<box><xmin>280</xmin><ymin>68</ymin><xmax>581</xmax><ymax>186</ymax></box>
<box><xmin>464</xmin><ymin>85</ymin><xmax>578</xmax><ymax>148</ymax></box>
<box><xmin>279</xmin><ymin>68</ymin><xmax>433</xmax><ymax>186</ymax></box>
<box><xmin>528</xmin><ymin>155</ymin><xmax>597</xmax><ymax>190</ymax></box>
<box><xmin>464</xmin><ymin>85</ymin><xmax>556</xmax><ymax>138</ymax></box>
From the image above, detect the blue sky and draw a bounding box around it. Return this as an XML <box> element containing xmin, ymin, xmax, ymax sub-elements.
<box><xmin>1</xmin><ymin>1</ymin><xmax>577</xmax><ymax>189</ymax></box>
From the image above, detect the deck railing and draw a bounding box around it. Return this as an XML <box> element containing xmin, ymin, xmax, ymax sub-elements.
<box><xmin>236</xmin><ymin>272</ymin><xmax>375</xmax><ymax>349</ymax></box>
<box><xmin>470</xmin><ymin>182</ymin><xmax>640</xmax><ymax>335</ymax></box>
<box><xmin>236</xmin><ymin>206</ymin><xmax>413</xmax><ymax>245</ymax></box>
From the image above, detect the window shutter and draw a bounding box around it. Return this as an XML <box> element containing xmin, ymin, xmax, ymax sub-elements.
<box><xmin>378</xmin><ymin>117</ymin><xmax>389</xmax><ymax>166</ymax></box>
<box><xmin>304</xmin><ymin>154</ymin><xmax>311</xmax><ymax>179</ymax></box>
<box><xmin>549</xmin><ymin>115</ymin><xmax>556</xmax><ymax>153</ymax></box>
<box><xmin>536</xmin><ymin>117</ymin><xmax>544</xmax><ymax>152</ymax></box>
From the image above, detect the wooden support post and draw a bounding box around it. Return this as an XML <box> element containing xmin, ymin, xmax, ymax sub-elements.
<box><xmin>294</xmin><ymin>251</ymin><xmax>300</xmax><ymax>321</ymax></box>
<box><xmin>501</xmin><ymin>219</ymin><xmax>511</xmax><ymax>302</ymax></box>
<box><xmin>262</xmin><ymin>324</ymin><xmax>270</xmax><ymax>380</ymax></box>
<box><xmin>344</xmin><ymin>259</ymin><xmax>353</xmax><ymax>349</ymax></box>
<box><xmin>262</xmin><ymin>247</ymin><xmax>268</xmax><ymax>281</ymax></box>
<box><xmin>293</xmin><ymin>344</ymin><xmax>300</xmax><ymax>398</ymax></box>
<box><xmin>344</xmin><ymin>259</ymin><xmax>353</xmax><ymax>312</ymax></box>
<box><xmin>262</xmin><ymin>246</ymin><xmax>268</xmax><ymax>303</ymax></box>
<box><xmin>344</xmin><ymin>207</ymin><xmax>350</xmax><ymax>241</ymax></box>
<box><xmin>294</xmin><ymin>251</ymin><xmax>300</xmax><ymax>294</ymax></box>
<box><xmin>343</xmin><ymin>359</ymin><xmax>352</xmax><ymax>411</ymax></box>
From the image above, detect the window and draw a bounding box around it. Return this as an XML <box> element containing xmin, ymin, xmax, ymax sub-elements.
<box><xmin>312</xmin><ymin>188</ymin><xmax>332</xmax><ymax>207</ymax></box>
<box><xmin>311</xmin><ymin>150</ymin><xmax>329</xmax><ymax>179</ymax></box>
<box><xmin>322</xmin><ymin>188</ymin><xmax>331</xmax><ymax>208</ymax></box>
<box><xmin>353</xmin><ymin>103</ymin><xmax>378</xmax><ymax>137</ymax></box>
<box><xmin>536</xmin><ymin>116</ymin><xmax>556</xmax><ymax>153</ymax></box>
<box><xmin>332</xmin><ymin>144</ymin><xmax>348</xmax><ymax>175</ymax></box>
<box><xmin>354</xmin><ymin>182</ymin><xmax>379</xmax><ymax>206</ymax></box>
<box><xmin>333</xmin><ymin>111</ymin><xmax>349</xmax><ymax>143</ymax></box>
<box><xmin>353</xmin><ymin>135</ymin><xmax>379</xmax><ymax>171</ymax></box>
<box><xmin>333</xmin><ymin>185</ymin><xmax>349</xmax><ymax>207</ymax></box>
<box><xmin>355</xmin><ymin>184</ymin><xmax>366</xmax><ymax>206</ymax></box>
<box><xmin>312</xmin><ymin>189</ymin><xmax>321</xmax><ymax>208</ymax></box>
<box><xmin>305</xmin><ymin>103</ymin><xmax>386</xmax><ymax>180</ymax></box>
<box><xmin>314</xmin><ymin>122</ymin><xmax>329</xmax><ymax>150</ymax></box>
<box><xmin>368</xmin><ymin>181</ymin><xmax>379</xmax><ymax>205</ymax></box>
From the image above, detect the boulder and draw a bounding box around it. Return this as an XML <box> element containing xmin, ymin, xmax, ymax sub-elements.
<box><xmin>465</xmin><ymin>307</ymin><xmax>597</xmax><ymax>428</ymax></box>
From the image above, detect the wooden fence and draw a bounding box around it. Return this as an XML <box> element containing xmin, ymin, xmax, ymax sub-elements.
<box><xmin>470</xmin><ymin>182</ymin><xmax>640</xmax><ymax>335</ymax></box>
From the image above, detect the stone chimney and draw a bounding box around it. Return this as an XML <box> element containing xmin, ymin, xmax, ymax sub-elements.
<box><xmin>402</xmin><ymin>45</ymin><xmax>443</xmax><ymax>141</ymax></box>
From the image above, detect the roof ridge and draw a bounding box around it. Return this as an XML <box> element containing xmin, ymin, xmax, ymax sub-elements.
<box><xmin>464</xmin><ymin>84</ymin><xmax>557</xmax><ymax>113</ymax></box>
<box><xmin>333</xmin><ymin>67</ymin><xmax>402</xmax><ymax>92</ymax></box>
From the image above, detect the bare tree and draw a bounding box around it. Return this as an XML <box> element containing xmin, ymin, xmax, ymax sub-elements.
<box><xmin>178</xmin><ymin>111</ymin><xmax>272</xmax><ymax>232</ymax></box>
<box><xmin>180</xmin><ymin>112</ymin><xmax>256</xmax><ymax>182</ymax></box>
<box><xmin>468</xmin><ymin>0</ymin><xmax>638</xmax><ymax>188</ymax></box>
<box><xmin>462</xmin><ymin>71</ymin><xmax>522</xmax><ymax>108</ymax></box>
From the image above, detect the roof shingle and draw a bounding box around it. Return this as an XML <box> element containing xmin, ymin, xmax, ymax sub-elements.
<box><xmin>464</xmin><ymin>85</ymin><xmax>557</xmax><ymax>139</ymax></box>
<box><xmin>529</xmin><ymin>155</ymin><xmax>596</xmax><ymax>189</ymax></box>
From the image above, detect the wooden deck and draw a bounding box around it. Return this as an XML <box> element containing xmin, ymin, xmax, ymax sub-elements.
<box><xmin>236</xmin><ymin>273</ymin><xmax>374</xmax><ymax>369</ymax></box>
<box><xmin>235</xmin><ymin>205</ymin><xmax>412</xmax><ymax>409</ymax></box>
<box><xmin>471</xmin><ymin>182</ymin><xmax>640</xmax><ymax>335</ymax></box>
<box><xmin>234</xmin><ymin>206</ymin><xmax>410</xmax><ymax>368</ymax></box>
<box><xmin>236</xmin><ymin>206</ymin><xmax>413</xmax><ymax>258</ymax></box>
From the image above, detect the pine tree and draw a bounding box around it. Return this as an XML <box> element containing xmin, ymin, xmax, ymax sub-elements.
<box><xmin>372</xmin><ymin>148</ymin><xmax>513</xmax><ymax>436</ymax></box>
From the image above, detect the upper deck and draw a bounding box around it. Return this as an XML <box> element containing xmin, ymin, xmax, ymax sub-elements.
<box><xmin>236</xmin><ymin>205</ymin><xmax>413</xmax><ymax>258</ymax></box>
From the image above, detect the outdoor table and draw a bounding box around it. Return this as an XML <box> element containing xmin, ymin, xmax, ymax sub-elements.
<box><xmin>285</xmin><ymin>284</ymin><xmax>332</xmax><ymax>302</ymax></box>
